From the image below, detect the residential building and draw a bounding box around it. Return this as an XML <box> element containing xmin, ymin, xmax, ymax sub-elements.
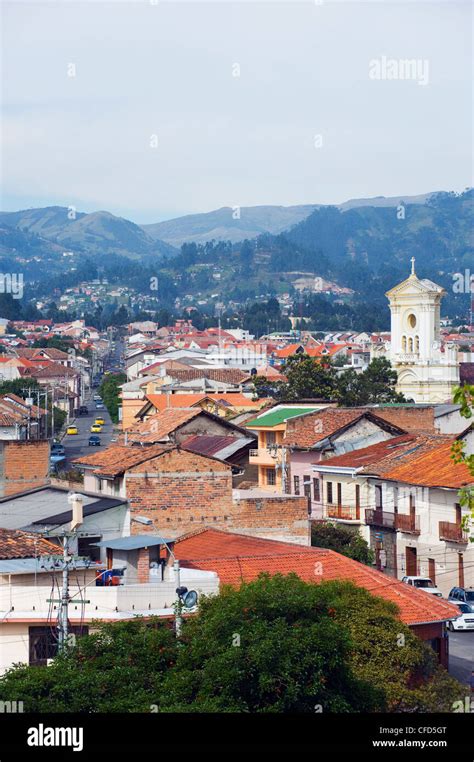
<box><xmin>244</xmin><ymin>404</ymin><xmax>331</xmax><ymax>492</ymax></box>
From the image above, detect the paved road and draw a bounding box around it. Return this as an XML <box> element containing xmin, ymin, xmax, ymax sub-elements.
<box><xmin>61</xmin><ymin>393</ymin><xmax>116</xmax><ymax>463</ymax></box>
<box><xmin>448</xmin><ymin>630</ymin><xmax>474</xmax><ymax>688</ymax></box>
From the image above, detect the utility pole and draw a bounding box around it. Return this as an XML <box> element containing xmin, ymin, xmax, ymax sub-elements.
<box><xmin>58</xmin><ymin>533</ymin><xmax>71</xmax><ymax>653</ymax></box>
<box><xmin>47</xmin><ymin>494</ymin><xmax>85</xmax><ymax>654</ymax></box>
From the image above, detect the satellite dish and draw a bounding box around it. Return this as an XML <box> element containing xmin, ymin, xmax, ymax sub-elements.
<box><xmin>183</xmin><ymin>590</ymin><xmax>198</xmax><ymax>609</ymax></box>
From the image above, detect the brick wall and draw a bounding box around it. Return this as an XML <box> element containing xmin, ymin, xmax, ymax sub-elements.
<box><xmin>372</xmin><ymin>407</ymin><xmax>435</xmax><ymax>432</ymax></box>
<box><xmin>0</xmin><ymin>440</ymin><xmax>50</xmax><ymax>497</ymax></box>
<box><xmin>125</xmin><ymin>447</ymin><xmax>310</xmax><ymax>545</ymax></box>
<box><xmin>137</xmin><ymin>547</ymin><xmax>150</xmax><ymax>583</ymax></box>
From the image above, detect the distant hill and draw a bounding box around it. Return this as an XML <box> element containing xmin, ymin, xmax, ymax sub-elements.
<box><xmin>142</xmin><ymin>193</ymin><xmax>439</xmax><ymax>246</ymax></box>
<box><xmin>0</xmin><ymin>207</ymin><xmax>176</xmax><ymax>260</ymax></box>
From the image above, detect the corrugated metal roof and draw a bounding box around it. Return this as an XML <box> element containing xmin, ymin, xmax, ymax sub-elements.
<box><xmin>0</xmin><ymin>558</ymin><xmax>104</xmax><ymax>575</ymax></box>
<box><xmin>93</xmin><ymin>535</ymin><xmax>174</xmax><ymax>550</ymax></box>
<box><xmin>0</xmin><ymin>488</ymin><xmax>126</xmax><ymax>531</ymax></box>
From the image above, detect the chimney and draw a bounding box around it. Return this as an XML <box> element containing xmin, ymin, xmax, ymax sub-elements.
<box><xmin>68</xmin><ymin>492</ymin><xmax>84</xmax><ymax>530</ymax></box>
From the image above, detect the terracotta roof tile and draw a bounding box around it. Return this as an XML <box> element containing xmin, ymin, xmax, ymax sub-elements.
<box><xmin>125</xmin><ymin>408</ymin><xmax>202</xmax><ymax>443</ymax></box>
<box><xmin>174</xmin><ymin>529</ymin><xmax>459</xmax><ymax>626</ymax></box>
<box><xmin>72</xmin><ymin>444</ymin><xmax>172</xmax><ymax>477</ymax></box>
<box><xmin>283</xmin><ymin>408</ymin><xmax>404</xmax><ymax>448</ymax></box>
<box><xmin>0</xmin><ymin>527</ymin><xmax>59</xmax><ymax>559</ymax></box>
<box><xmin>382</xmin><ymin>440</ymin><xmax>473</xmax><ymax>488</ymax></box>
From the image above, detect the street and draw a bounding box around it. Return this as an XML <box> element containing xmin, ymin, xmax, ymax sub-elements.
<box><xmin>448</xmin><ymin>631</ymin><xmax>474</xmax><ymax>689</ymax></box>
<box><xmin>61</xmin><ymin>392</ymin><xmax>116</xmax><ymax>462</ymax></box>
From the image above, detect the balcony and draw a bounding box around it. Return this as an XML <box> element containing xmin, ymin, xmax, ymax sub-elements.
<box><xmin>365</xmin><ymin>509</ymin><xmax>396</xmax><ymax>529</ymax></box>
<box><xmin>395</xmin><ymin>513</ymin><xmax>420</xmax><ymax>535</ymax></box>
<box><xmin>326</xmin><ymin>504</ymin><xmax>360</xmax><ymax>522</ymax></box>
<box><xmin>439</xmin><ymin>521</ymin><xmax>469</xmax><ymax>544</ymax></box>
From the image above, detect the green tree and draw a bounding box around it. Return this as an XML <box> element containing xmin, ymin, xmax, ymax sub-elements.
<box><xmin>99</xmin><ymin>373</ymin><xmax>127</xmax><ymax>423</ymax></box>
<box><xmin>0</xmin><ymin>576</ymin><xmax>463</xmax><ymax>713</ymax></box>
<box><xmin>451</xmin><ymin>384</ymin><xmax>474</xmax><ymax>540</ymax></box>
<box><xmin>337</xmin><ymin>358</ymin><xmax>408</xmax><ymax>406</ymax></box>
<box><xmin>311</xmin><ymin>521</ymin><xmax>375</xmax><ymax>565</ymax></box>
<box><xmin>255</xmin><ymin>354</ymin><xmax>339</xmax><ymax>402</ymax></box>
<box><xmin>158</xmin><ymin>574</ymin><xmax>382</xmax><ymax>713</ymax></box>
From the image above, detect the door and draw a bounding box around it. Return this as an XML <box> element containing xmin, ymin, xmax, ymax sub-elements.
<box><xmin>406</xmin><ymin>546</ymin><xmax>417</xmax><ymax>576</ymax></box>
<box><xmin>428</xmin><ymin>558</ymin><xmax>436</xmax><ymax>584</ymax></box>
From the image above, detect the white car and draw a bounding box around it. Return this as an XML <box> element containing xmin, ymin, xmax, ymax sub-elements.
<box><xmin>401</xmin><ymin>576</ymin><xmax>443</xmax><ymax>598</ymax></box>
<box><xmin>447</xmin><ymin>603</ymin><xmax>474</xmax><ymax>631</ymax></box>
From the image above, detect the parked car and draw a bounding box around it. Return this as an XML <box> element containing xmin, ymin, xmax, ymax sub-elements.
<box><xmin>79</xmin><ymin>405</ymin><xmax>89</xmax><ymax>415</ymax></box>
<box><xmin>88</xmin><ymin>434</ymin><xmax>101</xmax><ymax>446</ymax></box>
<box><xmin>66</xmin><ymin>425</ymin><xmax>78</xmax><ymax>435</ymax></box>
<box><xmin>447</xmin><ymin>603</ymin><xmax>474</xmax><ymax>631</ymax></box>
<box><xmin>90</xmin><ymin>424</ymin><xmax>102</xmax><ymax>433</ymax></box>
<box><xmin>51</xmin><ymin>444</ymin><xmax>65</xmax><ymax>456</ymax></box>
<box><xmin>448</xmin><ymin>587</ymin><xmax>474</xmax><ymax>606</ymax></box>
<box><xmin>94</xmin><ymin>417</ymin><xmax>105</xmax><ymax>426</ymax></box>
<box><xmin>401</xmin><ymin>576</ymin><xmax>443</xmax><ymax>597</ymax></box>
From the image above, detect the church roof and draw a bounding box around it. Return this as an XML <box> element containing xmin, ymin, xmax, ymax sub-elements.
<box><xmin>385</xmin><ymin>260</ymin><xmax>445</xmax><ymax>299</ymax></box>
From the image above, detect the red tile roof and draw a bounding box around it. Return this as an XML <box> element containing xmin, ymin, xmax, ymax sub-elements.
<box><xmin>73</xmin><ymin>444</ymin><xmax>172</xmax><ymax>477</ymax></box>
<box><xmin>0</xmin><ymin>527</ymin><xmax>59</xmax><ymax>559</ymax></box>
<box><xmin>382</xmin><ymin>439</ymin><xmax>473</xmax><ymax>488</ymax></box>
<box><xmin>316</xmin><ymin>433</ymin><xmax>450</xmax><ymax>475</ymax></box>
<box><xmin>125</xmin><ymin>408</ymin><xmax>202</xmax><ymax>443</ymax></box>
<box><xmin>283</xmin><ymin>408</ymin><xmax>404</xmax><ymax>448</ymax></box>
<box><xmin>174</xmin><ymin>529</ymin><xmax>459</xmax><ymax>627</ymax></box>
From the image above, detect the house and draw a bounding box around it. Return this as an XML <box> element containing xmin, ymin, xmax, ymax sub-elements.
<box><xmin>366</xmin><ymin>435</ymin><xmax>474</xmax><ymax>596</ymax></box>
<box><xmin>0</xmin><ymin>485</ymin><xmax>128</xmax><ymax>563</ymax></box>
<box><xmin>312</xmin><ymin>430</ymin><xmax>474</xmax><ymax>594</ymax></box>
<box><xmin>283</xmin><ymin>408</ymin><xmax>406</xmax><ymax>516</ymax></box>
<box><xmin>73</xmin><ymin>444</ymin><xmax>310</xmax><ymax>545</ymax></box>
<box><xmin>133</xmin><ymin>392</ymin><xmax>265</xmax><ymax>424</ymax></box>
<box><xmin>172</xmin><ymin>528</ymin><xmax>459</xmax><ymax>668</ymax></box>
<box><xmin>244</xmin><ymin>403</ymin><xmax>331</xmax><ymax>492</ymax></box>
<box><xmin>120</xmin><ymin>407</ymin><xmax>257</xmax><ymax>484</ymax></box>
<box><xmin>0</xmin><ymin>526</ymin><xmax>217</xmax><ymax>675</ymax></box>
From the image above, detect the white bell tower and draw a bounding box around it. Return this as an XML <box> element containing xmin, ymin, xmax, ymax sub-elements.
<box><xmin>386</xmin><ymin>260</ymin><xmax>459</xmax><ymax>403</ymax></box>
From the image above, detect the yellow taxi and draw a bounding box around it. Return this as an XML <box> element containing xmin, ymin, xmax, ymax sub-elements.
<box><xmin>67</xmin><ymin>425</ymin><xmax>78</xmax><ymax>435</ymax></box>
<box><xmin>90</xmin><ymin>424</ymin><xmax>102</xmax><ymax>433</ymax></box>
<box><xmin>94</xmin><ymin>417</ymin><xmax>105</xmax><ymax>426</ymax></box>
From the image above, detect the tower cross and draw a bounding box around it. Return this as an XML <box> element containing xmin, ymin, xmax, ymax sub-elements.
<box><xmin>410</xmin><ymin>257</ymin><xmax>416</xmax><ymax>276</ymax></box>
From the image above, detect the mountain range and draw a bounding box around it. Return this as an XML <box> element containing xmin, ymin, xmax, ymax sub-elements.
<box><xmin>1</xmin><ymin>192</ymin><xmax>438</xmax><ymax>255</ymax></box>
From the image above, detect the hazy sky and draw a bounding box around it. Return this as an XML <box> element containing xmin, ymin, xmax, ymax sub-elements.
<box><xmin>1</xmin><ymin>0</ymin><xmax>472</xmax><ymax>223</ymax></box>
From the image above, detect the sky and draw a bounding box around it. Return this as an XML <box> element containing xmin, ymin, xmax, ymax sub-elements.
<box><xmin>1</xmin><ymin>0</ymin><xmax>472</xmax><ymax>223</ymax></box>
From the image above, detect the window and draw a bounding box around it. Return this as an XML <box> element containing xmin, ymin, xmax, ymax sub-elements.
<box><xmin>266</xmin><ymin>468</ymin><xmax>276</xmax><ymax>486</ymax></box>
<box><xmin>293</xmin><ymin>475</ymin><xmax>300</xmax><ymax>495</ymax></box>
<box><xmin>402</xmin><ymin>335</ymin><xmax>407</xmax><ymax>352</ymax></box>
<box><xmin>313</xmin><ymin>478</ymin><xmax>320</xmax><ymax>502</ymax></box>
<box><xmin>337</xmin><ymin>483</ymin><xmax>342</xmax><ymax>507</ymax></box>
<box><xmin>265</xmin><ymin>431</ymin><xmax>276</xmax><ymax>446</ymax></box>
<box><xmin>327</xmin><ymin>481</ymin><xmax>333</xmax><ymax>504</ymax></box>
<box><xmin>303</xmin><ymin>476</ymin><xmax>311</xmax><ymax>498</ymax></box>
